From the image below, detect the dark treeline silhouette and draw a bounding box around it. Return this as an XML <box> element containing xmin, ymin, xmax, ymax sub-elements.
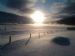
<box><xmin>57</xmin><ymin>16</ymin><xmax>75</xmax><ymax>25</ymax></box>
<box><xmin>0</xmin><ymin>11</ymin><xmax>33</xmax><ymax>24</ymax></box>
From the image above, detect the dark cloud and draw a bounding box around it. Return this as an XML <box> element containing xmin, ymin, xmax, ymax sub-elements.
<box><xmin>61</xmin><ymin>3</ymin><xmax>75</xmax><ymax>15</ymax></box>
<box><xmin>6</xmin><ymin>0</ymin><xmax>34</xmax><ymax>13</ymax></box>
<box><xmin>0</xmin><ymin>0</ymin><xmax>8</xmax><ymax>5</ymax></box>
<box><xmin>58</xmin><ymin>2</ymin><xmax>75</xmax><ymax>19</ymax></box>
<box><xmin>7</xmin><ymin>0</ymin><xmax>28</xmax><ymax>9</ymax></box>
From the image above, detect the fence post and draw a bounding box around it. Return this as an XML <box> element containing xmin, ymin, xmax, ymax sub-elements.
<box><xmin>9</xmin><ymin>35</ymin><xmax>11</xmax><ymax>44</ymax></box>
<box><xmin>30</xmin><ymin>33</ymin><xmax>31</xmax><ymax>38</ymax></box>
<box><xmin>44</xmin><ymin>32</ymin><xmax>45</xmax><ymax>36</ymax></box>
<box><xmin>39</xmin><ymin>33</ymin><xmax>40</xmax><ymax>38</ymax></box>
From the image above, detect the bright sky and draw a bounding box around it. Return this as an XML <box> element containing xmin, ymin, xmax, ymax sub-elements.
<box><xmin>0</xmin><ymin>0</ymin><xmax>72</xmax><ymax>23</ymax></box>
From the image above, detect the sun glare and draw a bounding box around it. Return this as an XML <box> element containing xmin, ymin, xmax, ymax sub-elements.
<box><xmin>31</xmin><ymin>10</ymin><xmax>45</xmax><ymax>24</ymax></box>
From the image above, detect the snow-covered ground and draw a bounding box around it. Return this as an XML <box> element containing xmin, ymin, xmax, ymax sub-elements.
<box><xmin>0</xmin><ymin>24</ymin><xmax>67</xmax><ymax>45</ymax></box>
<box><xmin>0</xmin><ymin>24</ymin><xmax>75</xmax><ymax>56</ymax></box>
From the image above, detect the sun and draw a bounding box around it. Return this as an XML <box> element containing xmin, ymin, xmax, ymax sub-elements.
<box><xmin>30</xmin><ymin>10</ymin><xmax>45</xmax><ymax>24</ymax></box>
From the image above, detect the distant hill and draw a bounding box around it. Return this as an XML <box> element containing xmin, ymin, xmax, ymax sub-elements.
<box><xmin>0</xmin><ymin>11</ymin><xmax>33</xmax><ymax>24</ymax></box>
<box><xmin>57</xmin><ymin>16</ymin><xmax>75</xmax><ymax>25</ymax></box>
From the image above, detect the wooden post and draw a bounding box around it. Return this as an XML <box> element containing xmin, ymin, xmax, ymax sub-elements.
<box><xmin>47</xmin><ymin>32</ymin><xmax>48</xmax><ymax>34</ymax></box>
<box><xmin>39</xmin><ymin>33</ymin><xmax>40</xmax><ymax>38</ymax></box>
<box><xmin>30</xmin><ymin>33</ymin><xmax>31</xmax><ymax>38</ymax></box>
<box><xmin>9</xmin><ymin>36</ymin><xmax>11</xmax><ymax>44</ymax></box>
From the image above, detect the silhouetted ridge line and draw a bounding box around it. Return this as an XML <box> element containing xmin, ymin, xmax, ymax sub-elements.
<box><xmin>57</xmin><ymin>16</ymin><xmax>75</xmax><ymax>25</ymax></box>
<box><xmin>0</xmin><ymin>11</ymin><xmax>33</xmax><ymax>24</ymax></box>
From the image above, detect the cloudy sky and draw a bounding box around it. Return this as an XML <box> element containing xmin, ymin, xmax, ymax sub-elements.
<box><xmin>0</xmin><ymin>0</ymin><xmax>74</xmax><ymax>21</ymax></box>
<box><xmin>0</xmin><ymin>0</ymin><xmax>65</xmax><ymax>13</ymax></box>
